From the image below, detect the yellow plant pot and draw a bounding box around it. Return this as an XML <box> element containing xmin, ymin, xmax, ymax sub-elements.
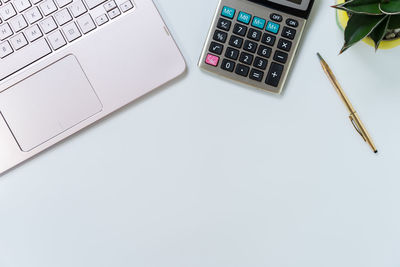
<box><xmin>336</xmin><ymin>0</ymin><xmax>400</xmax><ymax>49</ymax></box>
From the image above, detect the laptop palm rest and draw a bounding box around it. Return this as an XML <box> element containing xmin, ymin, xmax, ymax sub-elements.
<box><xmin>0</xmin><ymin>55</ymin><xmax>103</xmax><ymax>152</ymax></box>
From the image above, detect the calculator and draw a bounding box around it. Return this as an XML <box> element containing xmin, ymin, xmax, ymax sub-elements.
<box><xmin>198</xmin><ymin>0</ymin><xmax>314</xmax><ymax>94</ymax></box>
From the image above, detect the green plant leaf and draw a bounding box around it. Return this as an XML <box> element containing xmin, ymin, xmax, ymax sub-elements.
<box><xmin>341</xmin><ymin>14</ymin><xmax>388</xmax><ymax>53</ymax></box>
<box><xmin>380</xmin><ymin>0</ymin><xmax>400</xmax><ymax>15</ymax></box>
<box><xmin>388</xmin><ymin>14</ymin><xmax>400</xmax><ymax>28</ymax></box>
<box><xmin>369</xmin><ymin>16</ymin><xmax>390</xmax><ymax>50</ymax></box>
<box><xmin>333</xmin><ymin>0</ymin><xmax>382</xmax><ymax>15</ymax></box>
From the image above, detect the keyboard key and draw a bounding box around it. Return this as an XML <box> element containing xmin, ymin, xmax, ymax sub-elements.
<box><xmin>266</xmin><ymin>62</ymin><xmax>284</xmax><ymax>87</ymax></box>
<box><xmin>229</xmin><ymin>35</ymin><xmax>243</xmax><ymax>48</ymax></box>
<box><xmin>251</xmin><ymin>16</ymin><xmax>265</xmax><ymax>29</ymax></box>
<box><xmin>0</xmin><ymin>38</ymin><xmax>51</xmax><ymax>80</ymax></box>
<box><xmin>282</xmin><ymin>26</ymin><xmax>296</xmax><ymax>40</ymax></box>
<box><xmin>205</xmin><ymin>53</ymin><xmax>219</xmax><ymax>66</ymax></box>
<box><xmin>262</xmin><ymin>33</ymin><xmax>276</xmax><ymax>46</ymax></box>
<box><xmin>24</xmin><ymin>24</ymin><xmax>43</xmax><ymax>41</ymax></box>
<box><xmin>239</xmin><ymin>52</ymin><xmax>253</xmax><ymax>65</ymax></box>
<box><xmin>209</xmin><ymin>41</ymin><xmax>223</xmax><ymax>55</ymax></box>
<box><xmin>84</xmin><ymin>0</ymin><xmax>106</xmax><ymax>9</ymax></box>
<box><xmin>235</xmin><ymin>64</ymin><xmax>249</xmax><ymax>77</ymax></box>
<box><xmin>13</xmin><ymin>0</ymin><xmax>32</xmax><ymax>12</ymax></box>
<box><xmin>9</xmin><ymin>14</ymin><xmax>28</xmax><ymax>32</ymax></box>
<box><xmin>62</xmin><ymin>21</ymin><xmax>81</xmax><ymax>42</ymax></box>
<box><xmin>253</xmin><ymin>57</ymin><xmax>267</xmax><ymax>70</ymax></box>
<box><xmin>108</xmin><ymin>7</ymin><xmax>120</xmax><ymax>19</ymax></box>
<box><xmin>69</xmin><ymin>0</ymin><xmax>86</xmax><ymax>17</ymax></box>
<box><xmin>225</xmin><ymin>47</ymin><xmax>239</xmax><ymax>60</ymax></box>
<box><xmin>237</xmin><ymin>11</ymin><xmax>251</xmax><ymax>24</ymax></box>
<box><xmin>77</xmin><ymin>13</ymin><xmax>95</xmax><ymax>33</ymax></box>
<box><xmin>243</xmin><ymin>40</ymin><xmax>257</xmax><ymax>53</ymax></box>
<box><xmin>274</xmin><ymin>50</ymin><xmax>288</xmax><ymax>63</ymax></box>
<box><xmin>95</xmin><ymin>13</ymin><xmax>108</xmax><ymax>26</ymax></box>
<box><xmin>10</xmin><ymin>32</ymin><xmax>27</xmax><ymax>49</ymax></box>
<box><xmin>0</xmin><ymin>23</ymin><xmax>13</xmax><ymax>41</ymax></box>
<box><xmin>286</xmin><ymin>18</ymin><xmax>299</xmax><ymax>28</ymax></box>
<box><xmin>266</xmin><ymin>21</ymin><xmax>280</xmax><ymax>34</ymax></box>
<box><xmin>221</xmin><ymin>6</ymin><xmax>235</xmax><ymax>19</ymax></box>
<box><xmin>233</xmin><ymin>23</ymin><xmax>247</xmax><ymax>36</ymax></box>
<box><xmin>47</xmin><ymin>29</ymin><xmax>66</xmax><ymax>49</ymax></box>
<box><xmin>55</xmin><ymin>0</ymin><xmax>72</xmax><ymax>7</ymax></box>
<box><xmin>120</xmin><ymin>0</ymin><xmax>133</xmax><ymax>12</ymax></box>
<box><xmin>54</xmin><ymin>8</ymin><xmax>72</xmax><ymax>26</ymax></box>
<box><xmin>270</xmin><ymin>13</ymin><xmax>282</xmax><ymax>22</ymax></box>
<box><xmin>39</xmin><ymin>0</ymin><xmax>57</xmax><ymax>16</ymax></box>
<box><xmin>0</xmin><ymin>3</ymin><xmax>17</xmax><ymax>21</ymax></box>
<box><xmin>0</xmin><ymin>40</ymin><xmax>14</xmax><ymax>58</ymax></box>
<box><xmin>24</xmin><ymin>7</ymin><xmax>43</xmax><ymax>24</ymax></box>
<box><xmin>103</xmin><ymin>0</ymin><xmax>116</xmax><ymax>11</ymax></box>
<box><xmin>216</xmin><ymin>18</ymin><xmax>231</xmax><ymax>31</ymax></box>
<box><xmin>257</xmin><ymin>45</ymin><xmax>271</xmax><ymax>58</ymax></box>
<box><xmin>249</xmin><ymin>69</ymin><xmax>264</xmax><ymax>82</ymax></box>
<box><xmin>213</xmin><ymin>30</ymin><xmax>227</xmax><ymax>43</ymax></box>
<box><xmin>39</xmin><ymin>16</ymin><xmax>57</xmax><ymax>33</ymax></box>
<box><xmin>247</xmin><ymin>28</ymin><xmax>261</xmax><ymax>41</ymax></box>
<box><xmin>277</xmin><ymin>38</ymin><xmax>292</xmax><ymax>51</ymax></box>
<box><xmin>221</xmin><ymin>59</ymin><xmax>235</xmax><ymax>72</ymax></box>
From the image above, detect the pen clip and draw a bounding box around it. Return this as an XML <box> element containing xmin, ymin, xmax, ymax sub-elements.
<box><xmin>349</xmin><ymin>114</ymin><xmax>366</xmax><ymax>142</ymax></box>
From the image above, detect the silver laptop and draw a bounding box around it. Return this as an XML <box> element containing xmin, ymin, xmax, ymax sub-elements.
<box><xmin>0</xmin><ymin>0</ymin><xmax>186</xmax><ymax>174</ymax></box>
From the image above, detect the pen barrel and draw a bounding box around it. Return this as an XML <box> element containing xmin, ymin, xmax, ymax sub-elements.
<box><xmin>349</xmin><ymin>112</ymin><xmax>377</xmax><ymax>152</ymax></box>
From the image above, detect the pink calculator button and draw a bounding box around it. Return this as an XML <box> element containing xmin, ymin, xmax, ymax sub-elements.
<box><xmin>205</xmin><ymin>54</ymin><xmax>219</xmax><ymax>66</ymax></box>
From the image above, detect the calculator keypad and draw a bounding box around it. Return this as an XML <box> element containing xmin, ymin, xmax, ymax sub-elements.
<box><xmin>200</xmin><ymin>0</ymin><xmax>306</xmax><ymax>93</ymax></box>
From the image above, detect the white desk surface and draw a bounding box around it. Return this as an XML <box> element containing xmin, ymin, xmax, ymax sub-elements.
<box><xmin>1</xmin><ymin>1</ymin><xmax>400</xmax><ymax>266</ymax></box>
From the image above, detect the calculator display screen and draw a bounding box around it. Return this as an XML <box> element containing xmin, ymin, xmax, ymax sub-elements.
<box><xmin>265</xmin><ymin>0</ymin><xmax>311</xmax><ymax>11</ymax></box>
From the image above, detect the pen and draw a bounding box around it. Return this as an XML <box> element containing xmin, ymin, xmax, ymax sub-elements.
<box><xmin>317</xmin><ymin>53</ymin><xmax>378</xmax><ymax>154</ymax></box>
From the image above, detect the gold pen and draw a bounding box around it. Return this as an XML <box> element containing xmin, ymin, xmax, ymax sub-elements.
<box><xmin>317</xmin><ymin>53</ymin><xmax>378</xmax><ymax>154</ymax></box>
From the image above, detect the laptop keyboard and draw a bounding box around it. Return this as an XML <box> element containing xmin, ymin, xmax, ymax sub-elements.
<box><xmin>0</xmin><ymin>0</ymin><xmax>134</xmax><ymax>80</ymax></box>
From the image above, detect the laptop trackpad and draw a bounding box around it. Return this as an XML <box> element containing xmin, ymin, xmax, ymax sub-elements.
<box><xmin>0</xmin><ymin>55</ymin><xmax>102</xmax><ymax>152</ymax></box>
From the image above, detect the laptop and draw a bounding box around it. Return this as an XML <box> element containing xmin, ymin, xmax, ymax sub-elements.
<box><xmin>0</xmin><ymin>0</ymin><xmax>186</xmax><ymax>174</ymax></box>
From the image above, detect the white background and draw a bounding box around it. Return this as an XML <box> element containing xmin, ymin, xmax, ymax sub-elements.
<box><xmin>1</xmin><ymin>0</ymin><xmax>400</xmax><ymax>266</ymax></box>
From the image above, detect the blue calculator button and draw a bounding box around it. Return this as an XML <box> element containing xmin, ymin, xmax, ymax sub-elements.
<box><xmin>266</xmin><ymin>21</ymin><xmax>280</xmax><ymax>34</ymax></box>
<box><xmin>221</xmin><ymin>6</ymin><xmax>236</xmax><ymax>19</ymax></box>
<box><xmin>237</xmin><ymin>11</ymin><xmax>251</xmax><ymax>24</ymax></box>
<box><xmin>252</xmin><ymin>17</ymin><xmax>266</xmax><ymax>29</ymax></box>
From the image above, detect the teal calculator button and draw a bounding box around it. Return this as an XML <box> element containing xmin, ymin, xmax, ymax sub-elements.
<box><xmin>252</xmin><ymin>17</ymin><xmax>266</xmax><ymax>29</ymax></box>
<box><xmin>221</xmin><ymin>6</ymin><xmax>236</xmax><ymax>19</ymax></box>
<box><xmin>237</xmin><ymin>11</ymin><xmax>251</xmax><ymax>24</ymax></box>
<box><xmin>266</xmin><ymin>21</ymin><xmax>280</xmax><ymax>34</ymax></box>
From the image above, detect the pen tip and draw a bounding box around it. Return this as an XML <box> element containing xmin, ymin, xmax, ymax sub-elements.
<box><xmin>374</xmin><ymin>150</ymin><xmax>378</xmax><ymax>154</ymax></box>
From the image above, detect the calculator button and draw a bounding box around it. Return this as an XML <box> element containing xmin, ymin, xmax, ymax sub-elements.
<box><xmin>235</xmin><ymin>64</ymin><xmax>250</xmax><ymax>77</ymax></box>
<box><xmin>249</xmin><ymin>69</ymin><xmax>264</xmax><ymax>82</ymax></box>
<box><xmin>237</xmin><ymin>11</ymin><xmax>251</xmax><ymax>24</ymax></box>
<box><xmin>225</xmin><ymin>47</ymin><xmax>239</xmax><ymax>60</ymax></box>
<box><xmin>233</xmin><ymin>23</ymin><xmax>247</xmax><ymax>36</ymax></box>
<box><xmin>209</xmin><ymin>42</ymin><xmax>223</xmax><ymax>55</ymax></box>
<box><xmin>277</xmin><ymin>38</ymin><xmax>292</xmax><ymax>52</ymax></box>
<box><xmin>247</xmin><ymin>28</ymin><xmax>261</xmax><ymax>41</ymax></box>
<box><xmin>243</xmin><ymin>40</ymin><xmax>257</xmax><ymax>53</ymax></box>
<box><xmin>221</xmin><ymin>6</ymin><xmax>235</xmax><ymax>19</ymax></box>
<box><xmin>270</xmin><ymin>13</ymin><xmax>282</xmax><ymax>22</ymax></box>
<box><xmin>257</xmin><ymin>45</ymin><xmax>271</xmax><ymax>58</ymax></box>
<box><xmin>266</xmin><ymin>62</ymin><xmax>284</xmax><ymax>87</ymax></box>
<box><xmin>253</xmin><ymin>57</ymin><xmax>268</xmax><ymax>70</ymax></box>
<box><xmin>282</xmin><ymin>26</ymin><xmax>296</xmax><ymax>40</ymax></box>
<box><xmin>205</xmin><ymin>54</ymin><xmax>220</xmax><ymax>66</ymax></box>
<box><xmin>286</xmin><ymin>18</ymin><xmax>299</xmax><ymax>28</ymax></box>
<box><xmin>266</xmin><ymin>21</ymin><xmax>280</xmax><ymax>34</ymax></box>
<box><xmin>221</xmin><ymin>59</ymin><xmax>235</xmax><ymax>72</ymax></box>
<box><xmin>213</xmin><ymin>30</ymin><xmax>227</xmax><ymax>43</ymax></box>
<box><xmin>217</xmin><ymin>18</ymin><xmax>231</xmax><ymax>31</ymax></box>
<box><xmin>229</xmin><ymin>35</ymin><xmax>243</xmax><ymax>48</ymax></box>
<box><xmin>239</xmin><ymin>52</ymin><xmax>254</xmax><ymax>65</ymax></box>
<box><xmin>261</xmin><ymin>33</ymin><xmax>276</xmax><ymax>46</ymax></box>
<box><xmin>251</xmin><ymin>16</ymin><xmax>266</xmax><ymax>29</ymax></box>
<box><xmin>274</xmin><ymin>50</ymin><xmax>288</xmax><ymax>63</ymax></box>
